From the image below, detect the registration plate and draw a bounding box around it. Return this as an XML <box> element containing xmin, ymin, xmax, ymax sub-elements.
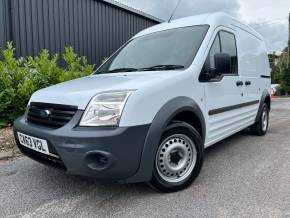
<box><xmin>17</xmin><ymin>132</ymin><xmax>50</xmax><ymax>155</ymax></box>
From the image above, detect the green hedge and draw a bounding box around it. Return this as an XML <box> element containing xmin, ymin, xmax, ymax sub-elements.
<box><xmin>0</xmin><ymin>42</ymin><xmax>95</xmax><ymax>128</ymax></box>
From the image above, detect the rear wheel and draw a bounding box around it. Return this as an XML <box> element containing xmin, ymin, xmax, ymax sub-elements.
<box><xmin>149</xmin><ymin>121</ymin><xmax>204</xmax><ymax>192</ymax></box>
<box><xmin>250</xmin><ymin>103</ymin><xmax>269</xmax><ymax>136</ymax></box>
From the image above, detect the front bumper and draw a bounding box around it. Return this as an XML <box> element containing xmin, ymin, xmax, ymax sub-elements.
<box><xmin>13</xmin><ymin>111</ymin><xmax>150</xmax><ymax>181</ymax></box>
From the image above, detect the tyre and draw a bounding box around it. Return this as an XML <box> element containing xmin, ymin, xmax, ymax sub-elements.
<box><xmin>250</xmin><ymin>103</ymin><xmax>269</xmax><ymax>136</ymax></box>
<box><xmin>148</xmin><ymin>121</ymin><xmax>204</xmax><ymax>192</ymax></box>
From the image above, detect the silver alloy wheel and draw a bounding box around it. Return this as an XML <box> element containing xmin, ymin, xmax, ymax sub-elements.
<box><xmin>156</xmin><ymin>134</ymin><xmax>197</xmax><ymax>183</ymax></box>
<box><xmin>262</xmin><ymin>107</ymin><xmax>268</xmax><ymax>132</ymax></box>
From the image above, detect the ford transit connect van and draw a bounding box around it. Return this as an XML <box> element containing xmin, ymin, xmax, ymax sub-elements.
<box><xmin>13</xmin><ymin>12</ymin><xmax>271</xmax><ymax>192</ymax></box>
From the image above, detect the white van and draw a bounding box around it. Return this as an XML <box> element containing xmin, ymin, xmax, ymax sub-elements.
<box><xmin>13</xmin><ymin>12</ymin><xmax>271</xmax><ymax>192</ymax></box>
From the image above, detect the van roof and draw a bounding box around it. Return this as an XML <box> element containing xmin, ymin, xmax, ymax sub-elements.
<box><xmin>133</xmin><ymin>12</ymin><xmax>263</xmax><ymax>40</ymax></box>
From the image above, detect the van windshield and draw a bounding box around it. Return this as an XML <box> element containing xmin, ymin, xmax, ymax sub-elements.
<box><xmin>95</xmin><ymin>25</ymin><xmax>209</xmax><ymax>73</ymax></box>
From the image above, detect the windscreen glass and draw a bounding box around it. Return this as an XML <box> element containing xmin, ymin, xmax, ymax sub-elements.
<box><xmin>96</xmin><ymin>25</ymin><xmax>209</xmax><ymax>73</ymax></box>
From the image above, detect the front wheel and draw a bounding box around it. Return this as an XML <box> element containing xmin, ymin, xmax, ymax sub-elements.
<box><xmin>148</xmin><ymin>121</ymin><xmax>204</xmax><ymax>192</ymax></box>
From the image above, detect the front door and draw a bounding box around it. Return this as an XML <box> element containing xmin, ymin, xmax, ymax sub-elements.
<box><xmin>201</xmin><ymin>29</ymin><xmax>246</xmax><ymax>146</ymax></box>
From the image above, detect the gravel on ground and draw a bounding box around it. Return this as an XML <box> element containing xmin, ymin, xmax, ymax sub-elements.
<box><xmin>0</xmin><ymin>127</ymin><xmax>21</xmax><ymax>159</ymax></box>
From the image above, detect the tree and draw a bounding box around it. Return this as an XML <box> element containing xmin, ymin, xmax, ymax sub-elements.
<box><xmin>280</xmin><ymin>62</ymin><xmax>290</xmax><ymax>95</ymax></box>
<box><xmin>269</xmin><ymin>52</ymin><xmax>280</xmax><ymax>84</ymax></box>
<box><xmin>279</xmin><ymin>41</ymin><xmax>290</xmax><ymax>95</ymax></box>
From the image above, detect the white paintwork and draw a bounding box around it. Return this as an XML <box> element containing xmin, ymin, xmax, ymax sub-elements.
<box><xmin>28</xmin><ymin>12</ymin><xmax>271</xmax><ymax>147</ymax></box>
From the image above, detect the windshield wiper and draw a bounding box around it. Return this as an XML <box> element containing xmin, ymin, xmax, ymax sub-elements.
<box><xmin>95</xmin><ymin>65</ymin><xmax>184</xmax><ymax>74</ymax></box>
<box><xmin>96</xmin><ymin>68</ymin><xmax>138</xmax><ymax>74</ymax></box>
<box><xmin>141</xmin><ymin>65</ymin><xmax>185</xmax><ymax>71</ymax></box>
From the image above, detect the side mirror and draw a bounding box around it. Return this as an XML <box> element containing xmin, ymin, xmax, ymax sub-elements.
<box><xmin>214</xmin><ymin>53</ymin><xmax>231</xmax><ymax>75</ymax></box>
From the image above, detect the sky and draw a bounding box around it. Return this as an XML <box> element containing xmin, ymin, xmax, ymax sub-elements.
<box><xmin>114</xmin><ymin>0</ymin><xmax>290</xmax><ymax>52</ymax></box>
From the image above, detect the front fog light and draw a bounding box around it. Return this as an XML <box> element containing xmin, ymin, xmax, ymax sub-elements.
<box><xmin>79</xmin><ymin>91</ymin><xmax>133</xmax><ymax>126</ymax></box>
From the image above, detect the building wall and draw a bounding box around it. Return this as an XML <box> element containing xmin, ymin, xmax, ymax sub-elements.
<box><xmin>0</xmin><ymin>0</ymin><xmax>11</xmax><ymax>51</ymax></box>
<box><xmin>0</xmin><ymin>0</ymin><xmax>157</xmax><ymax>65</ymax></box>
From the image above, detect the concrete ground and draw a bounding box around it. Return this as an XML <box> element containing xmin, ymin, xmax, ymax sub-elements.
<box><xmin>0</xmin><ymin>98</ymin><xmax>289</xmax><ymax>218</ymax></box>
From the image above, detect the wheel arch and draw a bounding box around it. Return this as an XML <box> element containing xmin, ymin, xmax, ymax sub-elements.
<box><xmin>124</xmin><ymin>96</ymin><xmax>206</xmax><ymax>183</ymax></box>
<box><xmin>170</xmin><ymin>111</ymin><xmax>204</xmax><ymax>141</ymax></box>
<box><xmin>255</xmin><ymin>89</ymin><xmax>271</xmax><ymax>122</ymax></box>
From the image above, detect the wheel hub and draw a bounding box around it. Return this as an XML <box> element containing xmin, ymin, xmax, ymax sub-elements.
<box><xmin>170</xmin><ymin>150</ymin><xmax>183</xmax><ymax>165</ymax></box>
<box><xmin>156</xmin><ymin>134</ymin><xmax>197</xmax><ymax>183</ymax></box>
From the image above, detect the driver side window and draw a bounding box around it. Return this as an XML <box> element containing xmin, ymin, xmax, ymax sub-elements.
<box><xmin>200</xmin><ymin>30</ymin><xmax>238</xmax><ymax>81</ymax></box>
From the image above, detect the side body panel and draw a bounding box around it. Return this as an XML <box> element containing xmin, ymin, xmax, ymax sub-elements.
<box><xmin>235</xmin><ymin>24</ymin><xmax>271</xmax><ymax>114</ymax></box>
<box><xmin>199</xmin><ymin>24</ymin><xmax>270</xmax><ymax>147</ymax></box>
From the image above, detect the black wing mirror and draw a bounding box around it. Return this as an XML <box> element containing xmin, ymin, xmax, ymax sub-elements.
<box><xmin>214</xmin><ymin>53</ymin><xmax>231</xmax><ymax>76</ymax></box>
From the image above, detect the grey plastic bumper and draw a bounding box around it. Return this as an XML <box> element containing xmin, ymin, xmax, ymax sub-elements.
<box><xmin>13</xmin><ymin>111</ymin><xmax>150</xmax><ymax>181</ymax></box>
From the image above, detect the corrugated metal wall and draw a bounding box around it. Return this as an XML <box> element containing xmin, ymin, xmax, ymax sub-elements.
<box><xmin>0</xmin><ymin>0</ymin><xmax>157</xmax><ymax>65</ymax></box>
<box><xmin>0</xmin><ymin>0</ymin><xmax>11</xmax><ymax>52</ymax></box>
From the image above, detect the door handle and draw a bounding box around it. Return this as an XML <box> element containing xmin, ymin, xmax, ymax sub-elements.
<box><xmin>245</xmin><ymin>81</ymin><xmax>251</xmax><ymax>86</ymax></box>
<box><xmin>236</xmin><ymin>81</ymin><xmax>244</xmax><ymax>86</ymax></box>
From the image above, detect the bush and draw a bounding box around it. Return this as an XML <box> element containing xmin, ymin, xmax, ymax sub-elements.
<box><xmin>0</xmin><ymin>42</ymin><xmax>94</xmax><ymax>127</ymax></box>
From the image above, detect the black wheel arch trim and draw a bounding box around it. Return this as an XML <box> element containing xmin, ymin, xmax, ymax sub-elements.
<box><xmin>255</xmin><ymin>89</ymin><xmax>271</xmax><ymax>122</ymax></box>
<box><xmin>123</xmin><ymin>96</ymin><xmax>206</xmax><ymax>183</ymax></box>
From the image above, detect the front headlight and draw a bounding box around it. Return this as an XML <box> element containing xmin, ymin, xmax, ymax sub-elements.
<box><xmin>79</xmin><ymin>91</ymin><xmax>133</xmax><ymax>126</ymax></box>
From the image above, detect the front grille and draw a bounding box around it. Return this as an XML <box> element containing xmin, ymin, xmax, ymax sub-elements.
<box><xmin>27</xmin><ymin>102</ymin><xmax>78</xmax><ymax>128</ymax></box>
